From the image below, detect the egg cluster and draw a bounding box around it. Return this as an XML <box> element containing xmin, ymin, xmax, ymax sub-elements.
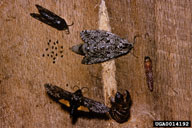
<box><xmin>42</xmin><ymin>40</ymin><xmax>64</xmax><ymax>64</ymax></box>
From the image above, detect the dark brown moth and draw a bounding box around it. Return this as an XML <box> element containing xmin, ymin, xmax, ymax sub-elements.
<box><xmin>109</xmin><ymin>90</ymin><xmax>132</xmax><ymax>123</ymax></box>
<box><xmin>144</xmin><ymin>56</ymin><xmax>153</xmax><ymax>91</ymax></box>
<box><xmin>70</xmin><ymin>30</ymin><xmax>140</xmax><ymax>64</ymax></box>
<box><xmin>30</xmin><ymin>4</ymin><xmax>73</xmax><ymax>34</ymax></box>
<box><xmin>44</xmin><ymin>84</ymin><xmax>110</xmax><ymax>118</ymax></box>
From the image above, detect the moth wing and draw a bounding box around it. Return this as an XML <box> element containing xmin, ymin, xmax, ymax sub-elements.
<box><xmin>80</xmin><ymin>30</ymin><xmax>110</xmax><ymax>43</ymax></box>
<box><xmin>80</xmin><ymin>30</ymin><xmax>133</xmax><ymax>64</ymax></box>
<box><xmin>82</xmin><ymin>55</ymin><xmax>110</xmax><ymax>64</ymax></box>
<box><xmin>44</xmin><ymin>84</ymin><xmax>72</xmax><ymax>107</ymax></box>
<box><xmin>82</xmin><ymin>97</ymin><xmax>110</xmax><ymax>114</ymax></box>
<box><xmin>81</xmin><ymin>43</ymin><xmax>132</xmax><ymax>64</ymax></box>
<box><xmin>35</xmin><ymin>4</ymin><xmax>63</xmax><ymax>21</ymax></box>
<box><xmin>30</xmin><ymin>13</ymin><xmax>55</xmax><ymax>26</ymax></box>
<box><xmin>77</xmin><ymin>105</ymin><xmax>90</xmax><ymax>112</ymax></box>
<box><xmin>31</xmin><ymin>4</ymin><xmax>68</xmax><ymax>31</ymax></box>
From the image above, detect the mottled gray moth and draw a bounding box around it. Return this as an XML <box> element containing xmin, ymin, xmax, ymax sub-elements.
<box><xmin>30</xmin><ymin>4</ymin><xmax>73</xmax><ymax>34</ymax></box>
<box><xmin>70</xmin><ymin>30</ymin><xmax>139</xmax><ymax>64</ymax></box>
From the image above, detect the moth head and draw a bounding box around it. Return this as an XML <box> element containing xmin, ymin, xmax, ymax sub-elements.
<box><xmin>70</xmin><ymin>44</ymin><xmax>85</xmax><ymax>56</ymax></box>
<box><xmin>72</xmin><ymin>86</ymin><xmax>89</xmax><ymax>104</ymax></box>
<box><xmin>73</xmin><ymin>86</ymin><xmax>89</xmax><ymax>96</ymax></box>
<box><xmin>57</xmin><ymin>20</ymin><xmax>70</xmax><ymax>34</ymax></box>
<box><xmin>74</xmin><ymin>89</ymin><xmax>82</xmax><ymax>96</ymax></box>
<box><xmin>61</xmin><ymin>21</ymin><xmax>74</xmax><ymax>34</ymax></box>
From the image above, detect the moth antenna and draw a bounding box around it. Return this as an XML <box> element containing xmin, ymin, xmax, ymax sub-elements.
<box><xmin>73</xmin><ymin>85</ymin><xmax>79</xmax><ymax>90</ymax></box>
<box><xmin>65</xmin><ymin>22</ymin><xmax>74</xmax><ymax>34</ymax></box>
<box><xmin>145</xmin><ymin>33</ymin><xmax>149</xmax><ymax>39</ymax></box>
<box><xmin>130</xmin><ymin>46</ymin><xmax>138</xmax><ymax>58</ymax></box>
<box><xmin>133</xmin><ymin>34</ymin><xmax>141</xmax><ymax>45</ymax></box>
<box><xmin>130</xmin><ymin>50</ymin><xmax>138</xmax><ymax>58</ymax></box>
<box><xmin>81</xmin><ymin>87</ymin><xmax>89</xmax><ymax>94</ymax></box>
<box><xmin>67</xmin><ymin>22</ymin><xmax>74</xmax><ymax>26</ymax></box>
<box><xmin>144</xmin><ymin>32</ymin><xmax>152</xmax><ymax>42</ymax></box>
<box><xmin>130</xmin><ymin>34</ymin><xmax>141</xmax><ymax>58</ymax></box>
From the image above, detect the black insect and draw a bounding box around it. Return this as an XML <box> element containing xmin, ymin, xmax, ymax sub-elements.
<box><xmin>144</xmin><ymin>56</ymin><xmax>153</xmax><ymax>91</ymax></box>
<box><xmin>70</xmin><ymin>30</ymin><xmax>140</xmax><ymax>64</ymax></box>
<box><xmin>44</xmin><ymin>84</ymin><xmax>110</xmax><ymax>118</ymax></box>
<box><xmin>30</xmin><ymin>4</ymin><xmax>73</xmax><ymax>34</ymax></box>
<box><xmin>109</xmin><ymin>90</ymin><xmax>132</xmax><ymax>123</ymax></box>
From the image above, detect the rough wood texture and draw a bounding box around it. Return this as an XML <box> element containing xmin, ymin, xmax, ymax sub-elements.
<box><xmin>106</xmin><ymin>0</ymin><xmax>192</xmax><ymax>127</ymax></box>
<box><xmin>99</xmin><ymin>0</ymin><xmax>117</xmax><ymax>107</ymax></box>
<box><xmin>0</xmin><ymin>0</ymin><xmax>106</xmax><ymax>128</ymax></box>
<box><xmin>1</xmin><ymin>0</ymin><xmax>192</xmax><ymax>128</ymax></box>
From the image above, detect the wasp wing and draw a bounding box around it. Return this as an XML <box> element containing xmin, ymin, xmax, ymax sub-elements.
<box><xmin>82</xmin><ymin>97</ymin><xmax>110</xmax><ymax>114</ymax></box>
<box><xmin>44</xmin><ymin>83</ymin><xmax>72</xmax><ymax>107</ymax></box>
